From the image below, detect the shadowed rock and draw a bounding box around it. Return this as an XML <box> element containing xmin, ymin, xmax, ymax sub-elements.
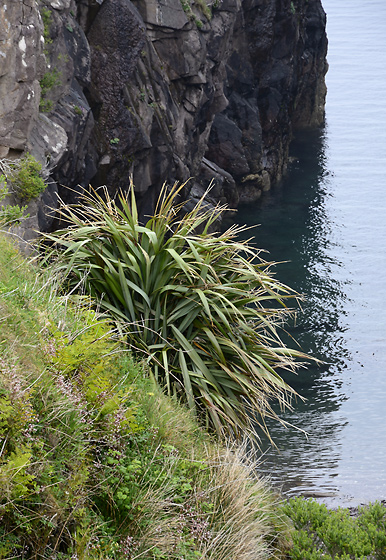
<box><xmin>0</xmin><ymin>0</ymin><xmax>327</xmax><ymax>242</ymax></box>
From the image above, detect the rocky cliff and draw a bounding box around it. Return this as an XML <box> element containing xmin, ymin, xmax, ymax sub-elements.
<box><xmin>0</xmin><ymin>0</ymin><xmax>327</xmax><ymax>235</ymax></box>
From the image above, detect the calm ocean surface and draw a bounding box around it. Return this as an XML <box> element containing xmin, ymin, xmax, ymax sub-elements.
<box><xmin>236</xmin><ymin>0</ymin><xmax>386</xmax><ymax>506</ymax></box>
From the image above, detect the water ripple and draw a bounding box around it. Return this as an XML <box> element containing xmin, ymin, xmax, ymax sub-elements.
<box><xmin>235</xmin><ymin>0</ymin><xmax>386</xmax><ymax>506</ymax></box>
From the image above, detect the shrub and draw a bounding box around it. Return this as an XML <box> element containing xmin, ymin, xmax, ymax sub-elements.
<box><xmin>0</xmin><ymin>175</ymin><xmax>29</xmax><ymax>226</ymax></box>
<box><xmin>0</xmin><ymin>154</ymin><xmax>46</xmax><ymax>203</ymax></box>
<box><xmin>43</xmin><ymin>182</ymin><xmax>308</xmax><ymax>440</ymax></box>
<box><xmin>283</xmin><ymin>497</ymin><xmax>386</xmax><ymax>559</ymax></box>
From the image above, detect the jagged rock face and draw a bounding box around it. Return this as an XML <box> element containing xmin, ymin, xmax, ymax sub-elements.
<box><xmin>85</xmin><ymin>0</ymin><xmax>327</xmax><ymax>209</ymax></box>
<box><xmin>0</xmin><ymin>0</ymin><xmax>327</xmax><ymax>237</ymax></box>
<box><xmin>207</xmin><ymin>0</ymin><xmax>328</xmax><ymax>202</ymax></box>
<box><xmin>85</xmin><ymin>0</ymin><xmax>237</xmax><ymax>214</ymax></box>
<box><xmin>0</xmin><ymin>0</ymin><xmax>45</xmax><ymax>155</ymax></box>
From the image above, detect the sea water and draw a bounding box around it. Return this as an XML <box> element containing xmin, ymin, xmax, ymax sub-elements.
<box><xmin>236</xmin><ymin>0</ymin><xmax>386</xmax><ymax>506</ymax></box>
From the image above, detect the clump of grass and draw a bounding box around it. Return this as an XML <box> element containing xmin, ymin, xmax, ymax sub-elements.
<box><xmin>39</xmin><ymin>68</ymin><xmax>61</xmax><ymax>113</ymax></box>
<box><xmin>42</xmin><ymin>182</ymin><xmax>309</xmax><ymax>441</ymax></box>
<box><xmin>40</xmin><ymin>6</ymin><xmax>53</xmax><ymax>47</ymax></box>
<box><xmin>195</xmin><ymin>0</ymin><xmax>212</xmax><ymax>20</ymax></box>
<box><xmin>195</xmin><ymin>443</ymin><xmax>292</xmax><ymax>560</ymax></box>
<box><xmin>180</xmin><ymin>0</ymin><xmax>212</xmax><ymax>26</ymax></box>
<box><xmin>283</xmin><ymin>496</ymin><xmax>386</xmax><ymax>559</ymax></box>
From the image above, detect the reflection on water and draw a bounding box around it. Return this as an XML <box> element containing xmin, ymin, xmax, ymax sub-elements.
<box><xmin>234</xmin><ymin>0</ymin><xmax>386</xmax><ymax>507</ymax></box>
<box><xmin>236</xmin><ymin>128</ymin><xmax>351</xmax><ymax>503</ymax></box>
<box><xmin>237</xmin><ymin>128</ymin><xmax>351</xmax><ymax>368</ymax></box>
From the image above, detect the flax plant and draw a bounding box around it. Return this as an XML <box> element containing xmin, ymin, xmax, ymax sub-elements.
<box><xmin>43</xmin><ymin>182</ymin><xmax>307</xmax><ymax>439</ymax></box>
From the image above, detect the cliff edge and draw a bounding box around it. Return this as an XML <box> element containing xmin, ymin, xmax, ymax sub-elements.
<box><xmin>0</xmin><ymin>0</ymin><xmax>327</xmax><ymax>234</ymax></box>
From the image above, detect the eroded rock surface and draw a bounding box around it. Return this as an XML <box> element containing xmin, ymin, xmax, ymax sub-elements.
<box><xmin>0</xmin><ymin>0</ymin><xmax>327</xmax><ymax>238</ymax></box>
<box><xmin>0</xmin><ymin>0</ymin><xmax>44</xmax><ymax>154</ymax></box>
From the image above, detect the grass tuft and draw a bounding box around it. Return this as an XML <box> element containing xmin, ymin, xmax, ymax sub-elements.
<box><xmin>42</xmin><ymin>181</ymin><xmax>311</xmax><ymax>441</ymax></box>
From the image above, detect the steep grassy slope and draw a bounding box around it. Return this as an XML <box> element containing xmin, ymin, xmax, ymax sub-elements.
<box><xmin>0</xmin><ymin>232</ymin><xmax>291</xmax><ymax>559</ymax></box>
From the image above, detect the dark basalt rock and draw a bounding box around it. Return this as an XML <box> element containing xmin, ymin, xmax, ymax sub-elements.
<box><xmin>0</xmin><ymin>0</ymin><xmax>327</xmax><ymax>241</ymax></box>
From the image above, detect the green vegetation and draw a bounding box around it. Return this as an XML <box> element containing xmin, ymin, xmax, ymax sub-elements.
<box><xmin>0</xmin><ymin>154</ymin><xmax>46</xmax><ymax>203</ymax></box>
<box><xmin>0</xmin><ymin>154</ymin><xmax>46</xmax><ymax>215</ymax></box>
<box><xmin>11</xmin><ymin>154</ymin><xmax>46</xmax><ymax>202</ymax></box>
<box><xmin>179</xmin><ymin>0</ymin><xmax>211</xmax><ymax>27</ymax></box>
<box><xmin>39</xmin><ymin>68</ymin><xmax>61</xmax><ymax>113</ymax></box>
<box><xmin>283</xmin><ymin>497</ymin><xmax>386</xmax><ymax>559</ymax></box>
<box><xmin>0</xmin><ymin>232</ymin><xmax>290</xmax><ymax>559</ymax></box>
<box><xmin>39</xmin><ymin>5</ymin><xmax>62</xmax><ymax>112</ymax></box>
<box><xmin>43</xmin><ymin>183</ymin><xmax>307</xmax><ymax>440</ymax></box>
<box><xmin>2</xmin><ymin>192</ymin><xmax>384</xmax><ymax>559</ymax></box>
<box><xmin>40</xmin><ymin>6</ymin><xmax>53</xmax><ymax>47</ymax></box>
<box><xmin>195</xmin><ymin>0</ymin><xmax>212</xmax><ymax>21</ymax></box>
<box><xmin>0</xmin><ymin>175</ymin><xmax>28</xmax><ymax>226</ymax></box>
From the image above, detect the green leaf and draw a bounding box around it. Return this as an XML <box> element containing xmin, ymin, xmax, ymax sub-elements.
<box><xmin>178</xmin><ymin>350</ymin><xmax>195</xmax><ymax>413</ymax></box>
